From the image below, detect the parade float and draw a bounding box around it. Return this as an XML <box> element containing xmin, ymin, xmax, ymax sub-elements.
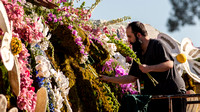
<box><xmin>0</xmin><ymin>0</ymin><xmax>200</xmax><ymax>112</ymax></box>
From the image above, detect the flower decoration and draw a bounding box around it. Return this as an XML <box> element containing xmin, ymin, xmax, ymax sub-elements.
<box><xmin>158</xmin><ymin>33</ymin><xmax>200</xmax><ymax>82</ymax></box>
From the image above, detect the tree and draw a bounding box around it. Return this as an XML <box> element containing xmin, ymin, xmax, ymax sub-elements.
<box><xmin>167</xmin><ymin>0</ymin><xmax>200</xmax><ymax>32</ymax></box>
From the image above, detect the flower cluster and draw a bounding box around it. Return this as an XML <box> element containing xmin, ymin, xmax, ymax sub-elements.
<box><xmin>66</xmin><ymin>24</ymin><xmax>89</xmax><ymax>63</ymax></box>
<box><xmin>51</xmin><ymin>69</ymin><xmax>72</xmax><ymax>112</ymax></box>
<box><xmin>88</xmin><ymin>34</ymin><xmax>103</xmax><ymax>45</ymax></box>
<box><xmin>102</xmin><ymin>58</ymin><xmax>138</xmax><ymax>94</ymax></box>
<box><xmin>11</xmin><ymin>36</ymin><xmax>22</xmax><ymax>55</ymax></box>
<box><xmin>17</xmin><ymin>43</ymin><xmax>37</xmax><ymax>111</ymax></box>
<box><xmin>17</xmin><ymin>88</ymin><xmax>37</xmax><ymax>111</ymax></box>
<box><xmin>46</xmin><ymin>3</ymin><xmax>91</xmax><ymax>26</ymax></box>
<box><xmin>2</xmin><ymin>0</ymin><xmax>44</xmax><ymax>43</ymax></box>
<box><xmin>35</xmin><ymin>55</ymin><xmax>51</xmax><ymax>78</ymax></box>
<box><xmin>32</xmin><ymin>44</ymin><xmax>72</xmax><ymax>111</ymax></box>
<box><xmin>72</xmin><ymin>31</ymin><xmax>87</xmax><ymax>55</ymax></box>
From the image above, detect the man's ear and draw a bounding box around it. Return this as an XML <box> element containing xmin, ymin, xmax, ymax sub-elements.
<box><xmin>137</xmin><ymin>33</ymin><xmax>142</xmax><ymax>38</ymax></box>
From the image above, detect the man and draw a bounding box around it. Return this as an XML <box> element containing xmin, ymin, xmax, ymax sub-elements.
<box><xmin>99</xmin><ymin>21</ymin><xmax>186</xmax><ymax>112</ymax></box>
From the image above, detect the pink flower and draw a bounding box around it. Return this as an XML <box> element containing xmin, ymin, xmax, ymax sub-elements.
<box><xmin>54</xmin><ymin>18</ymin><xmax>58</xmax><ymax>22</ymax></box>
<box><xmin>72</xmin><ymin>30</ymin><xmax>78</xmax><ymax>36</ymax></box>
<box><xmin>29</xmin><ymin>87</ymin><xmax>35</xmax><ymax>92</ymax></box>
<box><xmin>68</xmin><ymin>25</ymin><xmax>73</xmax><ymax>30</ymax></box>
<box><xmin>80</xmin><ymin>49</ymin><xmax>85</xmax><ymax>54</ymax></box>
<box><xmin>57</xmin><ymin>8</ymin><xmax>61</xmax><ymax>12</ymax></box>
<box><xmin>75</xmin><ymin>37</ymin><xmax>82</xmax><ymax>41</ymax></box>
<box><xmin>76</xmin><ymin>41</ymin><xmax>83</xmax><ymax>46</ymax></box>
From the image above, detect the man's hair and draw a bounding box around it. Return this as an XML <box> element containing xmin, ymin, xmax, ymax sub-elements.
<box><xmin>127</xmin><ymin>21</ymin><xmax>148</xmax><ymax>36</ymax></box>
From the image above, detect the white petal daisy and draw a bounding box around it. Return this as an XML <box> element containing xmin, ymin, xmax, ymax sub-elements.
<box><xmin>158</xmin><ymin>33</ymin><xmax>200</xmax><ymax>82</ymax></box>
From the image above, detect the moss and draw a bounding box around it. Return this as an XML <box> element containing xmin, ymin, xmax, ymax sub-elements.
<box><xmin>89</xmin><ymin>39</ymin><xmax>110</xmax><ymax>73</ymax></box>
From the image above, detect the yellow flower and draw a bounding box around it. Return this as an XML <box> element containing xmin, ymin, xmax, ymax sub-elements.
<box><xmin>11</xmin><ymin>37</ymin><xmax>22</xmax><ymax>55</ymax></box>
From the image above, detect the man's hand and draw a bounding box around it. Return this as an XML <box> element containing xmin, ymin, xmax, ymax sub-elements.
<box><xmin>139</xmin><ymin>61</ymin><xmax>173</xmax><ymax>73</ymax></box>
<box><xmin>139</xmin><ymin>64</ymin><xmax>151</xmax><ymax>73</ymax></box>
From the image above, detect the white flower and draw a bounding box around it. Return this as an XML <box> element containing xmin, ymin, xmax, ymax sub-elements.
<box><xmin>106</xmin><ymin>43</ymin><xmax>117</xmax><ymax>56</ymax></box>
<box><xmin>158</xmin><ymin>33</ymin><xmax>200</xmax><ymax>82</ymax></box>
<box><xmin>100</xmin><ymin>34</ymin><xmax>110</xmax><ymax>42</ymax></box>
<box><xmin>51</xmin><ymin>70</ymin><xmax>70</xmax><ymax>96</ymax></box>
<box><xmin>53</xmin><ymin>87</ymin><xmax>64</xmax><ymax>112</ymax></box>
<box><xmin>114</xmin><ymin>52</ymin><xmax>131</xmax><ymax>73</ymax></box>
<box><xmin>35</xmin><ymin>55</ymin><xmax>51</xmax><ymax>77</ymax></box>
<box><xmin>36</xmin><ymin>69</ymin><xmax>50</xmax><ymax>77</ymax></box>
<box><xmin>80</xmin><ymin>53</ymin><xmax>88</xmax><ymax>64</ymax></box>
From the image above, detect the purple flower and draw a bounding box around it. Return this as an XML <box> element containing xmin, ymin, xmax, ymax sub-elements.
<box><xmin>48</xmin><ymin>17</ymin><xmax>52</xmax><ymax>21</ymax></box>
<box><xmin>102</xmin><ymin>59</ymin><xmax>114</xmax><ymax>72</ymax></box>
<box><xmin>48</xmin><ymin>13</ymin><xmax>53</xmax><ymax>17</ymax></box>
<box><xmin>65</xmin><ymin>14</ymin><xmax>71</xmax><ymax>17</ymax></box>
<box><xmin>58</xmin><ymin>16</ymin><xmax>62</xmax><ymax>21</ymax></box>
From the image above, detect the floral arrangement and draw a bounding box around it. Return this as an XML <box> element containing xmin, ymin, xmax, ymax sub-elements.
<box><xmin>102</xmin><ymin>58</ymin><xmax>138</xmax><ymax>95</ymax></box>
<box><xmin>0</xmin><ymin>0</ymin><xmax>141</xmax><ymax>111</ymax></box>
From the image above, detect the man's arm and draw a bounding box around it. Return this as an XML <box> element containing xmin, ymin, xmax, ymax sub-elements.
<box><xmin>99</xmin><ymin>75</ymin><xmax>137</xmax><ymax>84</ymax></box>
<box><xmin>139</xmin><ymin>60</ymin><xmax>173</xmax><ymax>73</ymax></box>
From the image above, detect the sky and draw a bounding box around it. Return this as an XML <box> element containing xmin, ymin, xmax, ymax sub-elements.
<box><xmin>75</xmin><ymin>0</ymin><xmax>200</xmax><ymax>47</ymax></box>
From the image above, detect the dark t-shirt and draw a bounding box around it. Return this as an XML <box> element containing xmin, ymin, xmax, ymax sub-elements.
<box><xmin>129</xmin><ymin>39</ymin><xmax>186</xmax><ymax>95</ymax></box>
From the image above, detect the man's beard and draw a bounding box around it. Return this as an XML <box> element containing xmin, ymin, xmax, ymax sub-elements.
<box><xmin>130</xmin><ymin>37</ymin><xmax>143</xmax><ymax>59</ymax></box>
